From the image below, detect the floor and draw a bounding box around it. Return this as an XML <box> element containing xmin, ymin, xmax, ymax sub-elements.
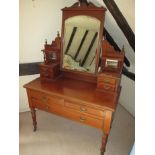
<box><xmin>19</xmin><ymin>104</ymin><xmax>134</xmax><ymax>155</ymax></box>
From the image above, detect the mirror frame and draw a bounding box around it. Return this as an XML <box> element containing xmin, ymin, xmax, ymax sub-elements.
<box><xmin>60</xmin><ymin>1</ymin><xmax>106</xmax><ymax>82</ymax></box>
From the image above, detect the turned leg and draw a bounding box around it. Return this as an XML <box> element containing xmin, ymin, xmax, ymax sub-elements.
<box><xmin>101</xmin><ymin>110</ymin><xmax>113</xmax><ymax>155</ymax></box>
<box><xmin>100</xmin><ymin>134</ymin><xmax>108</xmax><ymax>155</ymax></box>
<box><xmin>30</xmin><ymin>108</ymin><xmax>37</xmax><ymax>131</ymax></box>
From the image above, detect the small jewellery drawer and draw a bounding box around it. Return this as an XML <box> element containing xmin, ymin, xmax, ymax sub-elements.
<box><xmin>41</xmin><ymin>70</ymin><xmax>53</xmax><ymax>79</ymax></box>
<box><xmin>98</xmin><ymin>76</ymin><xmax>116</xmax><ymax>85</ymax></box>
<box><xmin>98</xmin><ymin>83</ymin><xmax>115</xmax><ymax>91</ymax></box>
<box><xmin>64</xmin><ymin>100</ymin><xmax>105</xmax><ymax>118</ymax></box>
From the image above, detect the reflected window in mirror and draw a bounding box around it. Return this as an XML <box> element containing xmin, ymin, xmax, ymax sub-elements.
<box><xmin>62</xmin><ymin>15</ymin><xmax>100</xmax><ymax>74</ymax></box>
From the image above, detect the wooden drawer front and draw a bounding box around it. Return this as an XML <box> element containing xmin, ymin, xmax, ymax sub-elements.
<box><xmin>41</xmin><ymin>70</ymin><xmax>53</xmax><ymax>79</ymax></box>
<box><xmin>64</xmin><ymin>100</ymin><xmax>105</xmax><ymax>118</ymax></box>
<box><xmin>30</xmin><ymin>90</ymin><xmax>49</xmax><ymax>104</ymax></box>
<box><xmin>30</xmin><ymin>90</ymin><xmax>64</xmax><ymax>106</ymax></box>
<box><xmin>98</xmin><ymin>76</ymin><xmax>116</xmax><ymax>85</ymax></box>
<box><xmin>48</xmin><ymin>96</ymin><xmax>64</xmax><ymax>106</ymax></box>
<box><xmin>31</xmin><ymin>98</ymin><xmax>49</xmax><ymax>111</ymax></box>
<box><xmin>63</xmin><ymin>108</ymin><xmax>103</xmax><ymax>129</ymax></box>
<box><xmin>97</xmin><ymin>83</ymin><xmax>116</xmax><ymax>91</ymax></box>
<box><xmin>40</xmin><ymin>66</ymin><xmax>49</xmax><ymax>72</ymax></box>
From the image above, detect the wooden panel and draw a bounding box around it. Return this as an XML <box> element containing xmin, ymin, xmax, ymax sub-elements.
<box><xmin>98</xmin><ymin>83</ymin><xmax>115</xmax><ymax>91</ymax></box>
<box><xmin>64</xmin><ymin>100</ymin><xmax>105</xmax><ymax>118</ymax></box>
<box><xmin>24</xmin><ymin>78</ymin><xmax>118</xmax><ymax>111</ymax></box>
<box><xmin>47</xmin><ymin>105</ymin><xmax>103</xmax><ymax>129</ymax></box>
<box><xmin>30</xmin><ymin>90</ymin><xmax>48</xmax><ymax>104</ymax></box>
<box><xmin>31</xmin><ymin>98</ymin><xmax>49</xmax><ymax>111</ymax></box>
<box><xmin>98</xmin><ymin>76</ymin><xmax>116</xmax><ymax>85</ymax></box>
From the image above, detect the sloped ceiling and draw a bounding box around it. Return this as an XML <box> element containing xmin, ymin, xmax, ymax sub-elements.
<box><xmin>89</xmin><ymin>0</ymin><xmax>135</xmax><ymax>73</ymax></box>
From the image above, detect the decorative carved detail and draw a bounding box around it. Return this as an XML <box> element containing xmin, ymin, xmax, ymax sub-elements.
<box><xmin>42</xmin><ymin>33</ymin><xmax>61</xmax><ymax>64</ymax></box>
<box><xmin>63</xmin><ymin>1</ymin><xmax>106</xmax><ymax>10</ymax></box>
<box><xmin>102</xmin><ymin>39</ymin><xmax>125</xmax><ymax>74</ymax></box>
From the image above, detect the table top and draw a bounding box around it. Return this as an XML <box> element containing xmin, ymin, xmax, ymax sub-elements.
<box><xmin>24</xmin><ymin>77</ymin><xmax>120</xmax><ymax>111</ymax></box>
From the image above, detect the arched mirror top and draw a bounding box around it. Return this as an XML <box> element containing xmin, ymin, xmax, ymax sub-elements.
<box><xmin>60</xmin><ymin>1</ymin><xmax>106</xmax><ymax>79</ymax></box>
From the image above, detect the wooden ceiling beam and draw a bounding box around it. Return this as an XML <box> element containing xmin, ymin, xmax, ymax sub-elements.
<box><xmin>102</xmin><ymin>0</ymin><xmax>135</xmax><ymax>51</ymax></box>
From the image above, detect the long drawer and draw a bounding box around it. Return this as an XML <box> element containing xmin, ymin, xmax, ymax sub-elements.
<box><xmin>30</xmin><ymin>90</ymin><xmax>64</xmax><ymax>106</ymax></box>
<box><xmin>47</xmin><ymin>105</ymin><xmax>104</xmax><ymax>129</ymax></box>
<box><xmin>29</xmin><ymin>90</ymin><xmax>104</xmax><ymax>129</ymax></box>
<box><xmin>64</xmin><ymin>100</ymin><xmax>105</xmax><ymax>119</ymax></box>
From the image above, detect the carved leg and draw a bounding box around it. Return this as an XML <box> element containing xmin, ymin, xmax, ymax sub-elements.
<box><xmin>30</xmin><ymin>108</ymin><xmax>37</xmax><ymax>131</ymax></box>
<box><xmin>100</xmin><ymin>134</ymin><xmax>108</xmax><ymax>155</ymax></box>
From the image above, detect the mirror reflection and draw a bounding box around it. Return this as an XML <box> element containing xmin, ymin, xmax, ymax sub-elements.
<box><xmin>63</xmin><ymin>16</ymin><xmax>100</xmax><ymax>73</ymax></box>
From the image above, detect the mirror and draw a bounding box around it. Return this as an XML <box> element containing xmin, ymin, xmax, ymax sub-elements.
<box><xmin>62</xmin><ymin>15</ymin><xmax>100</xmax><ymax>73</ymax></box>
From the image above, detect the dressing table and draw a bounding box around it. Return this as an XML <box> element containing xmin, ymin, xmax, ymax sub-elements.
<box><xmin>24</xmin><ymin>1</ymin><xmax>124</xmax><ymax>154</ymax></box>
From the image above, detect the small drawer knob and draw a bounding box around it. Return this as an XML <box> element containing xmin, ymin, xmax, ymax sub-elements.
<box><xmin>80</xmin><ymin>107</ymin><xmax>87</xmax><ymax>112</ymax></box>
<box><xmin>80</xmin><ymin>117</ymin><xmax>86</xmax><ymax>122</ymax></box>
<box><xmin>46</xmin><ymin>106</ymin><xmax>49</xmax><ymax>110</ymax></box>
<box><xmin>42</xmin><ymin>96</ymin><xmax>48</xmax><ymax>103</ymax></box>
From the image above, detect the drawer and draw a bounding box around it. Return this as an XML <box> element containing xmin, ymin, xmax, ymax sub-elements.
<box><xmin>63</xmin><ymin>108</ymin><xmax>103</xmax><ymax>129</ymax></box>
<box><xmin>31</xmin><ymin>98</ymin><xmax>49</xmax><ymax>111</ymax></box>
<box><xmin>30</xmin><ymin>90</ymin><xmax>64</xmax><ymax>106</ymax></box>
<box><xmin>40</xmin><ymin>66</ymin><xmax>49</xmax><ymax>72</ymax></box>
<box><xmin>41</xmin><ymin>70</ymin><xmax>54</xmax><ymax>78</ymax></box>
<box><xmin>64</xmin><ymin>100</ymin><xmax>105</xmax><ymax>118</ymax></box>
<box><xmin>30</xmin><ymin>90</ymin><xmax>49</xmax><ymax>104</ymax></box>
<box><xmin>97</xmin><ymin>83</ymin><xmax>115</xmax><ymax>91</ymax></box>
<box><xmin>98</xmin><ymin>76</ymin><xmax>116</xmax><ymax>85</ymax></box>
<box><xmin>48</xmin><ymin>96</ymin><xmax>64</xmax><ymax>106</ymax></box>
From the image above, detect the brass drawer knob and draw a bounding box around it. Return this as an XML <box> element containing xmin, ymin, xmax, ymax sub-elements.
<box><xmin>104</xmin><ymin>78</ymin><xmax>110</xmax><ymax>83</ymax></box>
<box><xmin>42</xmin><ymin>96</ymin><xmax>48</xmax><ymax>103</ymax></box>
<box><xmin>80</xmin><ymin>107</ymin><xmax>87</xmax><ymax>112</ymax></box>
<box><xmin>80</xmin><ymin>117</ymin><xmax>86</xmax><ymax>122</ymax></box>
<box><xmin>46</xmin><ymin>106</ymin><xmax>49</xmax><ymax>110</ymax></box>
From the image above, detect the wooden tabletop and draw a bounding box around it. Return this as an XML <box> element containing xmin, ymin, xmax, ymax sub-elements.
<box><xmin>24</xmin><ymin>77</ymin><xmax>120</xmax><ymax>111</ymax></box>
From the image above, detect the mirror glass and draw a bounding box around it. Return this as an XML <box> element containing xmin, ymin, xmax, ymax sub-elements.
<box><xmin>62</xmin><ymin>15</ymin><xmax>100</xmax><ymax>73</ymax></box>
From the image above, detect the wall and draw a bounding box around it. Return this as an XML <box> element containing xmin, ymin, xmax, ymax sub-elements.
<box><xmin>19</xmin><ymin>0</ymin><xmax>135</xmax><ymax>116</ymax></box>
<box><xmin>19</xmin><ymin>0</ymin><xmax>76</xmax><ymax>112</ymax></box>
<box><xmin>19</xmin><ymin>75</ymin><xmax>39</xmax><ymax>112</ymax></box>
<box><xmin>120</xmin><ymin>75</ymin><xmax>135</xmax><ymax>116</ymax></box>
<box><xmin>19</xmin><ymin>0</ymin><xmax>76</xmax><ymax>63</ymax></box>
<box><xmin>92</xmin><ymin>0</ymin><xmax>135</xmax><ymax>71</ymax></box>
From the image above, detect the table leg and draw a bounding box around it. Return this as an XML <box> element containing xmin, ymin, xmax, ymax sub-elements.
<box><xmin>30</xmin><ymin>108</ymin><xmax>37</xmax><ymax>131</ymax></box>
<box><xmin>100</xmin><ymin>134</ymin><xmax>108</xmax><ymax>155</ymax></box>
<box><xmin>100</xmin><ymin>110</ymin><xmax>112</xmax><ymax>155</ymax></box>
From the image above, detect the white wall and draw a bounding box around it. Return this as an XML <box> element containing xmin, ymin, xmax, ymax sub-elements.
<box><xmin>19</xmin><ymin>0</ymin><xmax>135</xmax><ymax>116</ymax></box>
<box><xmin>19</xmin><ymin>0</ymin><xmax>76</xmax><ymax>112</ymax></box>
<box><xmin>19</xmin><ymin>0</ymin><xmax>76</xmax><ymax>63</ymax></box>
<box><xmin>19</xmin><ymin>75</ymin><xmax>39</xmax><ymax>112</ymax></box>
<box><xmin>93</xmin><ymin>0</ymin><xmax>135</xmax><ymax>70</ymax></box>
<box><xmin>120</xmin><ymin>75</ymin><xmax>135</xmax><ymax>116</ymax></box>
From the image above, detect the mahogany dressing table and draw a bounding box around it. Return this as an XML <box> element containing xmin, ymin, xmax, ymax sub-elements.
<box><xmin>24</xmin><ymin>1</ymin><xmax>125</xmax><ymax>154</ymax></box>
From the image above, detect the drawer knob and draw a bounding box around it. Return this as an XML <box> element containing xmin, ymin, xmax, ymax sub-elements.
<box><xmin>104</xmin><ymin>85</ymin><xmax>110</xmax><ymax>90</ymax></box>
<box><xmin>46</xmin><ymin>106</ymin><xmax>49</xmax><ymax>110</ymax></box>
<box><xmin>80</xmin><ymin>117</ymin><xmax>86</xmax><ymax>122</ymax></box>
<box><xmin>42</xmin><ymin>96</ymin><xmax>48</xmax><ymax>103</ymax></box>
<box><xmin>80</xmin><ymin>107</ymin><xmax>87</xmax><ymax>112</ymax></box>
<box><xmin>104</xmin><ymin>79</ymin><xmax>110</xmax><ymax>83</ymax></box>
